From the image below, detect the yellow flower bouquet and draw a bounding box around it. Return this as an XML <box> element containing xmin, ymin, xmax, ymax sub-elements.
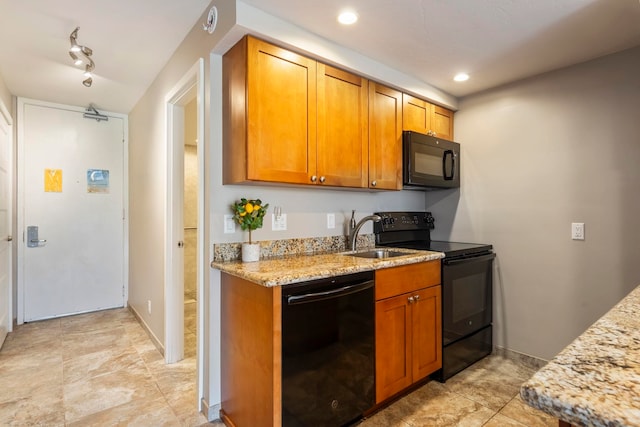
<box><xmin>231</xmin><ymin>198</ymin><xmax>269</xmax><ymax>244</ymax></box>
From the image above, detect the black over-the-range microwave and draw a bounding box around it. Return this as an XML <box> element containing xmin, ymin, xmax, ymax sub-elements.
<box><xmin>403</xmin><ymin>130</ymin><xmax>460</xmax><ymax>189</ymax></box>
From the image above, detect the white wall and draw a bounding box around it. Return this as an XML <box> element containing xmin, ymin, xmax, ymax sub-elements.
<box><xmin>426</xmin><ymin>46</ymin><xmax>640</xmax><ymax>361</ymax></box>
<box><xmin>0</xmin><ymin>73</ymin><xmax>11</xmax><ymax>111</ymax></box>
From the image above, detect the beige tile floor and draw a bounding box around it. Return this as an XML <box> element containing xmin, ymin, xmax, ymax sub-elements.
<box><xmin>361</xmin><ymin>355</ymin><xmax>557</xmax><ymax>427</ymax></box>
<box><xmin>0</xmin><ymin>306</ymin><xmax>556</xmax><ymax>427</ymax></box>
<box><xmin>0</xmin><ymin>307</ymin><xmax>222</xmax><ymax>427</ymax></box>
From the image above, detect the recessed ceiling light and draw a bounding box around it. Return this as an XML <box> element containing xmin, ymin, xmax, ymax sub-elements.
<box><xmin>454</xmin><ymin>73</ymin><xmax>469</xmax><ymax>82</ymax></box>
<box><xmin>338</xmin><ymin>10</ymin><xmax>358</xmax><ymax>25</ymax></box>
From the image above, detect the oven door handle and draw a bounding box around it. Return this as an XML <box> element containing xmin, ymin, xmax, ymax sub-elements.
<box><xmin>444</xmin><ymin>252</ymin><xmax>496</xmax><ymax>265</ymax></box>
<box><xmin>286</xmin><ymin>280</ymin><xmax>374</xmax><ymax>305</ymax></box>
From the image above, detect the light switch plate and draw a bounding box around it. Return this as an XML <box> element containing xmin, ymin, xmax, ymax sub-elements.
<box><xmin>327</xmin><ymin>213</ymin><xmax>335</xmax><ymax>229</ymax></box>
<box><xmin>272</xmin><ymin>213</ymin><xmax>287</xmax><ymax>231</ymax></box>
<box><xmin>223</xmin><ymin>215</ymin><xmax>235</xmax><ymax>234</ymax></box>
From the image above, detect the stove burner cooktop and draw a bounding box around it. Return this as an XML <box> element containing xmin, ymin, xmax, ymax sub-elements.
<box><xmin>373</xmin><ymin>211</ymin><xmax>493</xmax><ymax>258</ymax></box>
<box><xmin>382</xmin><ymin>240</ymin><xmax>492</xmax><ymax>258</ymax></box>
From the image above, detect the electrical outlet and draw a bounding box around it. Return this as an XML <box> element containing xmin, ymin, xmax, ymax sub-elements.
<box><xmin>572</xmin><ymin>222</ymin><xmax>585</xmax><ymax>240</ymax></box>
<box><xmin>147</xmin><ymin>300</ymin><xmax>152</xmax><ymax>314</ymax></box>
<box><xmin>272</xmin><ymin>213</ymin><xmax>287</xmax><ymax>231</ymax></box>
<box><xmin>223</xmin><ymin>215</ymin><xmax>236</xmax><ymax>234</ymax></box>
<box><xmin>327</xmin><ymin>213</ymin><xmax>335</xmax><ymax>229</ymax></box>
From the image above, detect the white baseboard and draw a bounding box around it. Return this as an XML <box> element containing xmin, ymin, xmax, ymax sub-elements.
<box><xmin>201</xmin><ymin>398</ymin><xmax>221</xmax><ymax>422</ymax></box>
<box><xmin>128</xmin><ymin>304</ymin><xmax>164</xmax><ymax>355</ymax></box>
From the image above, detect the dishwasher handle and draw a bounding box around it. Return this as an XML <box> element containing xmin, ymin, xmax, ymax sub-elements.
<box><xmin>286</xmin><ymin>279</ymin><xmax>374</xmax><ymax>305</ymax></box>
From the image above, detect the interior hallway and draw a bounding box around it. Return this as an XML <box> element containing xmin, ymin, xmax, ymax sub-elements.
<box><xmin>0</xmin><ymin>308</ymin><xmax>221</xmax><ymax>426</ymax></box>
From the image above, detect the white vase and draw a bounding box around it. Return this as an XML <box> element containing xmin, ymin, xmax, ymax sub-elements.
<box><xmin>241</xmin><ymin>242</ymin><xmax>260</xmax><ymax>262</ymax></box>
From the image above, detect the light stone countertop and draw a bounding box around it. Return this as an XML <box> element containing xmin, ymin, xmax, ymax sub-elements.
<box><xmin>520</xmin><ymin>285</ymin><xmax>640</xmax><ymax>427</ymax></box>
<box><xmin>210</xmin><ymin>247</ymin><xmax>444</xmax><ymax>287</ymax></box>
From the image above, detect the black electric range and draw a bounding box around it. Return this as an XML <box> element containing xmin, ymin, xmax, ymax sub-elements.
<box><xmin>374</xmin><ymin>211</ymin><xmax>495</xmax><ymax>382</ymax></box>
<box><xmin>373</xmin><ymin>211</ymin><xmax>492</xmax><ymax>257</ymax></box>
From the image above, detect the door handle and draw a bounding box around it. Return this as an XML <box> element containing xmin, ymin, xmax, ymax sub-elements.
<box><xmin>27</xmin><ymin>226</ymin><xmax>47</xmax><ymax>247</ymax></box>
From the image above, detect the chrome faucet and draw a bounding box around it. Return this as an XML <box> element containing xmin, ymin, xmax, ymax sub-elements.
<box><xmin>349</xmin><ymin>214</ymin><xmax>382</xmax><ymax>251</ymax></box>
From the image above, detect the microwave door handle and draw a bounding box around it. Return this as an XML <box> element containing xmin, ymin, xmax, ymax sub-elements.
<box><xmin>443</xmin><ymin>150</ymin><xmax>455</xmax><ymax>180</ymax></box>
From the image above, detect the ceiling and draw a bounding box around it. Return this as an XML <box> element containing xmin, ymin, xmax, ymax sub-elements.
<box><xmin>1</xmin><ymin>0</ymin><xmax>639</xmax><ymax>113</ymax></box>
<box><xmin>0</xmin><ymin>0</ymin><xmax>211</xmax><ymax>113</ymax></box>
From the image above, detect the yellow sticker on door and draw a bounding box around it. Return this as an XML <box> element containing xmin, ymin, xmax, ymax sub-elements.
<box><xmin>87</xmin><ymin>169</ymin><xmax>109</xmax><ymax>193</ymax></box>
<box><xmin>44</xmin><ymin>168</ymin><xmax>62</xmax><ymax>192</ymax></box>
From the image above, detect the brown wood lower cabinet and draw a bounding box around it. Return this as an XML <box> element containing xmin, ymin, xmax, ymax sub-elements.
<box><xmin>375</xmin><ymin>262</ymin><xmax>442</xmax><ymax>403</ymax></box>
<box><xmin>219</xmin><ymin>261</ymin><xmax>442</xmax><ymax>425</ymax></box>
<box><xmin>220</xmin><ymin>273</ymin><xmax>282</xmax><ymax>427</ymax></box>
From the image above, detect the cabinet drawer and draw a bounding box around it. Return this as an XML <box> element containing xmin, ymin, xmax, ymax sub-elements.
<box><xmin>375</xmin><ymin>261</ymin><xmax>440</xmax><ymax>301</ymax></box>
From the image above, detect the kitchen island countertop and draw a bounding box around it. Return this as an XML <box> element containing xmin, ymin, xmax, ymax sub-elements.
<box><xmin>520</xmin><ymin>284</ymin><xmax>640</xmax><ymax>427</ymax></box>
<box><xmin>211</xmin><ymin>247</ymin><xmax>444</xmax><ymax>287</ymax></box>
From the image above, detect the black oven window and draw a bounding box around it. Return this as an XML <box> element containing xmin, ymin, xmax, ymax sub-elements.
<box><xmin>452</xmin><ymin>272</ymin><xmax>487</xmax><ymax>324</ymax></box>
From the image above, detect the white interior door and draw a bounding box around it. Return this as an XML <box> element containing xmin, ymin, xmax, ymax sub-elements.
<box><xmin>19</xmin><ymin>101</ymin><xmax>125</xmax><ymax>322</ymax></box>
<box><xmin>0</xmin><ymin>102</ymin><xmax>12</xmax><ymax>347</ymax></box>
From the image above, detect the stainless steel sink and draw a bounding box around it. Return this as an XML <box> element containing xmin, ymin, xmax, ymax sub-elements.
<box><xmin>345</xmin><ymin>249</ymin><xmax>407</xmax><ymax>259</ymax></box>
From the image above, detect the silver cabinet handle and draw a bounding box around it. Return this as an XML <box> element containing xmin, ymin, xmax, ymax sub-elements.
<box><xmin>319</xmin><ymin>176</ymin><xmax>326</xmax><ymax>183</ymax></box>
<box><xmin>371</xmin><ymin>180</ymin><xmax>377</xmax><ymax>187</ymax></box>
<box><xmin>310</xmin><ymin>175</ymin><xmax>317</xmax><ymax>183</ymax></box>
<box><xmin>408</xmin><ymin>296</ymin><xmax>415</xmax><ymax>304</ymax></box>
<box><xmin>414</xmin><ymin>294</ymin><xmax>420</xmax><ymax>301</ymax></box>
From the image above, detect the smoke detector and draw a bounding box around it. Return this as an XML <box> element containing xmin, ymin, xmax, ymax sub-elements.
<box><xmin>203</xmin><ymin>6</ymin><xmax>218</xmax><ymax>34</ymax></box>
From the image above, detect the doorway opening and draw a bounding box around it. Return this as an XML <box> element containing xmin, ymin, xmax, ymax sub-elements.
<box><xmin>165</xmin><ymin>59</ymin><xmax>205</xmax><ymax>407</ymax></box>
<box><xmin>183</xmin><ymin>97</ymin><xmax>198</xmax><ymax>358</ymax></box>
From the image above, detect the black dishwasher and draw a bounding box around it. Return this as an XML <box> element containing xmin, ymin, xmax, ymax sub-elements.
<box><xmin>281</xmin><ymin>271</ymin><xmax>375</xmax><ymax>427</ymax></box>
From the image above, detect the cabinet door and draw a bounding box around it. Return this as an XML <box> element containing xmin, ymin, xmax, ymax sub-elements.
<box><xmin>412</xmin><ymin>286</ymin><xmax>442</xmax><ymax>382</ymax></box>
<box><xmin>402</xmin><ymin>93</ymin><xmax>431</xmax><ymax>134</ymax></box>
<box><xmin>432</xmin><ymin>105</ymin><xmax>454</xmax><ymax>140</ymax></box>
<box><xmin>317</xmin><ymin>63</ymin><xmax>368</xmax><ymax>188</ymax></box>
<box><xmin>375</xmin><ymin>294</ymin><xmax>412</xmax><ymax>403</ymax></box>
<box><xmin>369</xmin><ymin>82</ymin><xmax>402</xmax><ymax>190</ymax></box>
<box><xmin>246</xmin><ymin>37</ymin><xmax>317</xmax><ymax>184</ymax></box>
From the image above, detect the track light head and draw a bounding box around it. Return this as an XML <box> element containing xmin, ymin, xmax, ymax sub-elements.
<box><xmin>68</xmin><ymin>26</ymin><xmax>96</xmax><ymax>87</ymax></box>
<box><xmin>68</xmin><ymin>51</ymin><xmax>83</xmax><ymax>66</ymax></box>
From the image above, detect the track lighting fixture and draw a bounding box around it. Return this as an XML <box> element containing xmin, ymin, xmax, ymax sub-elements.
<box><xmin>69</xmin><ymin>27</ymin><xmax>95</xmax><ymax>87</ymax></box>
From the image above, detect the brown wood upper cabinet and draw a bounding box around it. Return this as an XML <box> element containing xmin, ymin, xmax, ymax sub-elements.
<box><xmin>223</xmin><ymin>35</ymin><xmax>369</xmax><ymax>188</ymax></box>
<box><xmin>402</xmin><ymin>93</ymin><xmax>454</xmax><ymax>140</ymax></box>
<box><xmin>369</xmin><ymin>82</ymin><xmax>402</xmax><ymax>190</ymax></box>
<box><xmin>375</xmin><ymin>261</ymin><xmax>442</xmax><ymax>403</ymax></box>
<box><xmin>223</xmin><ymin>36</ymin><xmax>317</xmax><ymax>185</ymax></box>
<box><xmin>317</xmin><ymin>63</ymin><xmax>369</xmax><ymax>188</ymax></box>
